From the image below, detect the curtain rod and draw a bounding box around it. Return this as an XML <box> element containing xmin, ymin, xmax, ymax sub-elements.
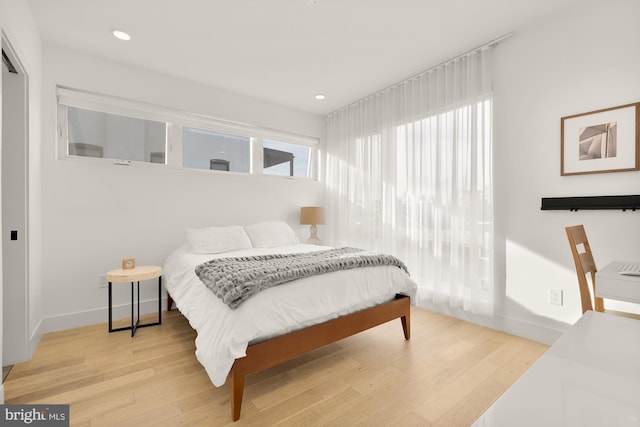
<box><xmin>383</xmin><ymin>32</ymin><xmax>514</xmax><ymax>89</ymax></box>
<box><xmin>443</xmin><ymin>32</ymin><xmax>514</xmax><ymax>68</ymax></box>
<box><xmin>329</xmin><ymin>32</ymin><xmax>514</xmax><ymax>115</ymax></box>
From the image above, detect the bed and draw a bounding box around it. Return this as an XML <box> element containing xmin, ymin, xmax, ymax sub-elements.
<box><xmin>162</xmin><ymin>221</ymin><xmax>417</xmax><ymax>421</ymax></box>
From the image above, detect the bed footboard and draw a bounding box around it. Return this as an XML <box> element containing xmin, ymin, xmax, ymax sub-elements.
<box><xmin>229</xmin><ymin>293</ymin><xmax>411</xmax><ymax>421</ymax></box>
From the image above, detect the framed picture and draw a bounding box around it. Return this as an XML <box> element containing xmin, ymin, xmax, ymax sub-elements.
<box><xmin>121</xmin><ymin>258</ymin><xmax>136</xmax><ymax>270</ymax></box>
<box><xmin>561</xmin><ymin>102</ymin><xmax>640</xmax><ymax>176</ymax></box>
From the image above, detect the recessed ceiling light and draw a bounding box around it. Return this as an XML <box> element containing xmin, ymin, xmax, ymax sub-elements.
<box><xmin>315</xmin><ymin>94</ymin><xmax>326</xmax><ymax>100</ymax></box>
<box><xmin>112</xmin><ymin>30</ymin><xmax>131</xmax><ymax>41</ymax></box>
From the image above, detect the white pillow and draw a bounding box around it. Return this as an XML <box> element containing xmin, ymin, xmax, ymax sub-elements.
<box><xmin>244</xmin><ymin>221</ymin><xmax>300</xmax><ymax>248</ymax></box>
<box><xmin>184</xmin><ymin>226</ymin><xmax>253</xmax><ymax>254</ymax></box>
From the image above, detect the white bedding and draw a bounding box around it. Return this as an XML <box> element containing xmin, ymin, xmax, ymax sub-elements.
<box><xmin>163</xmin><ymin>243</ymin><xmax>417</xmax><ymax>387</ymax></box>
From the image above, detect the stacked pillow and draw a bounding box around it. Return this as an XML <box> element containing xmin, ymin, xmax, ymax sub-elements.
<box><xmin>185</xmin><ymin>221</ymin><xmax>300</xmax><ymax>254</ymax></box>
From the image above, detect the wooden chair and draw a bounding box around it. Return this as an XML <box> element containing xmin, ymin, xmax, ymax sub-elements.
<box><xmin>565</xmin><ymin>224</ymin><xmax>640</xmax><ymax>319</ymax></box>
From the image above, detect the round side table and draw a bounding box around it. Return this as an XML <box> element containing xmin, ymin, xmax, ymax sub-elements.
<box><xmin>107</xmin><ymin>265</ymin><xmax>163</xmax><ymax>337</ymax></box>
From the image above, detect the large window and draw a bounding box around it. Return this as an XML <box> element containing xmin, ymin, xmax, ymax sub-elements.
<box><xmin>182</xmin><ymin>127</ymin><xmax>250</xmax><ymax>173</ymax></box>
<box><xmin>67</xmin><ymin>107</ymin><xmax>167</xmax><ymax>163</ymax></box>
<box><xmin>325</xmin><ymin>47</ymin><xmax>494</xmax><ymax>315</ymax></box>
<box><xmin>263</xmin><ymin>140</ymin><xmax>312</xmax><ymax>178</ymax></box>
<box><xmin>57</xmin><ymin>86</ymin><xmax>319</xmax><ymax>178</ymax></box>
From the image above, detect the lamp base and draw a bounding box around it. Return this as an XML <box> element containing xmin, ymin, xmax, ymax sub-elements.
<box><xmin>305</xmin><ymin>224</ymin><xmax>322</xmax><ymax>245</ymax></box>
<box><xmin>305</xmin><ymin>236</ymin><xmax>322</xmax><ymax>245</ymax></box>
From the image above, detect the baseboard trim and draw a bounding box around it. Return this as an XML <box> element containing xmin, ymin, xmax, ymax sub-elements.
<box><xmin>417</xmin><ymin>301</ymin><xmax>568</xmax><ymax>346</ymax></box>
<box><xmin>0</xmin><ymin>384</ymin><xmax>4</xmax><ymax>404</ymax></box>
<box><xmin>42</xmin><ymin>297</ymin><xmax>167</xmax><ymax>334</ymax></box>
<box><xmin>41</xmin><ymin>297</ymin><xmax>566</xmax><ymax>346</ymax></box>
<box><xmin>490</xmin><ymin>313</ymin><xmax>567</xmax><ymax>345</ymax></box>
<box><xmin>29</xmin><ymin>318</ymin><xmax>44</xmax><ymax>357</ymax></box>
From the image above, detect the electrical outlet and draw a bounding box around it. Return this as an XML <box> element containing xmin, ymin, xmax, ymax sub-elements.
<box><xmin>98</xmin><ymin>274</ymin><xmax>108</xmax><ymax>288</ymax></box>
<box><xmin>549</xmin><ymin>289</ymin><xmax>563</xmax><ymax>306</ymax></box>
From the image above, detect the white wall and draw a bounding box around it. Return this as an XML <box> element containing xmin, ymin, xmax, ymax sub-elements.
<box><xmin>40</xmin><ymin>46</ymin><xmax>325</xmax><ymax>332</ymax></box>
<box><xmin>492</xmin><ymin>0</ymin><xmax>640</xmax><ymax>343</ymax></box>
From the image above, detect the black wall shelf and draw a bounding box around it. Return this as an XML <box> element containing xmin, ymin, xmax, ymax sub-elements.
<box><xmin>541</xmin><ymin>195</ymin><xmax>640</xmax><ymax>211</ymax></box>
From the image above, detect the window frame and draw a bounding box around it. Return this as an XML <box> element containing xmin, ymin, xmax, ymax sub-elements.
<box><xmin>56</xmin><ymin>86</ymin><xmax>320</xmax><ymax>179</ymax></box>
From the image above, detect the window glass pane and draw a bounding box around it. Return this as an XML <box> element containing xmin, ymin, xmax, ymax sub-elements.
<box><xmin>67</xmin><ymin>107</ymin><xmax>166</xmax><ymax>163</ymax></box>
<box><xmin>263</xmin><ymin>140</ymin><xmax>311</xmax><ymax>178</ymax></box>
<box><xmin>182</xmin><ymin>127</ymin><xmax>250</xmax><ymax>173</ymax></box>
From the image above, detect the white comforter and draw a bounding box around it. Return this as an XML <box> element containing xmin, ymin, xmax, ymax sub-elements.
<box><xmin>163</xmin><ymin>243</ymin><xmax>417</xmax><ymax>387</ymax></box>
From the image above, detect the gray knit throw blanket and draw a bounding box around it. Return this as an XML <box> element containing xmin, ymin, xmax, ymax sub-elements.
<box><xmin>195</xmin><ymin>247</ymin><xmax>409</xmax><ymax>309</ymax></box>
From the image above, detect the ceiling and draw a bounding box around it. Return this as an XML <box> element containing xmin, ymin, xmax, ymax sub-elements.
<box><xmin>27</xmin><ymin>0</ymin><xmax>584</xmax><ymax>115</ymax></box>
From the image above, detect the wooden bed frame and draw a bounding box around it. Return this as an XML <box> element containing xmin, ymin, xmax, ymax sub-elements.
<box><xmin>167</xmin><ymin>293</ymin><xmax>411</xmax><ymax>421</ymax></box>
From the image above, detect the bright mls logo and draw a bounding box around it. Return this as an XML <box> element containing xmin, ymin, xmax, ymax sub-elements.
<box><xmin>1</xmin><ymin>405</ymin><xmax>69</xmax><ymax>426</ymax></box>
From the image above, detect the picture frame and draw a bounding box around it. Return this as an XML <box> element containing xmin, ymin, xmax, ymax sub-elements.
<box><xmin>561</xmin><ymin>102</ymin><xmax>640</xmax><ymax>176</ymax></box>
<box><xmin>121</xmin><ymin>258</ymin><xmax>136</xmax><ymax>270</ymax></box>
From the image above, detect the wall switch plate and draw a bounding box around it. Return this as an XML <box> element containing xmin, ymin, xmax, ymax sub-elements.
<box><xmin>549</xmin><ymin>289</ymin><xmax>563</xmax><ymax>305</ymax></box>
<box><xmin>98</xmin><ymin>274</ymin><xmax>108</xmax><ymax>288</ymax></box>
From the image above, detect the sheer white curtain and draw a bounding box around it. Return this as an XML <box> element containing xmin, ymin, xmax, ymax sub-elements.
<box><xmin>325</xmin><ymin>48</ymin><xmax>494</xmax><ymax>314</ymax></box>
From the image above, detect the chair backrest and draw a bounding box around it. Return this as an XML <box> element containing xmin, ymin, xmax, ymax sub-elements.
<box><xmin>565</xmin><ymin>225</ymin><xmax>603</xmax><ymax>313</ymax></box>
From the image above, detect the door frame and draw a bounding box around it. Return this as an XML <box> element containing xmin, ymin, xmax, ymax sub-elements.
<box><xmin>1</xmin><ymin>32</ymin><xmax>30</xmax><ymax>368</ymax></box>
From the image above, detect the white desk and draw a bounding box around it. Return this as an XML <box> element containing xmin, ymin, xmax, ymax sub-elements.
<box><xmin>472</xmin><ymin>311</ymin><xmax>640</xmax><ymax>427</ymax></box>
<box><xmin>596</xmin><ymin>261</ymin><xmax>640</xmax><ymax>304</ymax></box>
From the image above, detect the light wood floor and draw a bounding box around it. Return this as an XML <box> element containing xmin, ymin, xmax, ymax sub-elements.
<box><xmin>5</xmin><ymin>307</ymin><xmax>548</xmax><ymax>426</ymax></box>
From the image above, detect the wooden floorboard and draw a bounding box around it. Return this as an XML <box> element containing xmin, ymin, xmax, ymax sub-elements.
<box><xmin>4</xmin><ymin>307</ymin><xmax>548</xmax><ymax>426</ymax></box>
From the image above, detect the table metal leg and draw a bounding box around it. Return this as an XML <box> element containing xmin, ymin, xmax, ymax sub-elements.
<box><xmin>158</xmin><ymin>276</ymin><xmax>162</xmax><ymax>325</ymax></box>
<box><xmin>137</xmin><ymin>280</ymin><xmax>141</xmax><ymax>328</ymax></box>
<box><xmin>109</xmin><ymin>275</ymin><xmax>163</xmax><ymax>336</ymax></box>
<box><xmin>108</xmin><ymin>282</ymin><xmax>113</xmax><ymax>332</ymax></box>
<box><xmin>131</xmin><ymin>281</ymin><xmax>135</xmax><ymax>337</ymax></box>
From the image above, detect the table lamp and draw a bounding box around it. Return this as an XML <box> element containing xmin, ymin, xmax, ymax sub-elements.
<box><xmin>300</xmin><ymin>206</ymin><xmax>325</xmax><ymax>245</ymax></box>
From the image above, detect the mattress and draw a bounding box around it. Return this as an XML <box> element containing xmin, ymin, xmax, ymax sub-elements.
<box><xmin>163</xmin><ymin>243</ymin><xmax>417</xmax><ymax>387</ymax></box>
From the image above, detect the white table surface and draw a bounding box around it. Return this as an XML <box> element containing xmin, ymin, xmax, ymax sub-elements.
<box><xmin>596</xmin><ymin>261</ymin><xmax>640</xmax><ymax>304</ymax></box>
<box><xmin>472</xmin><ymin>310</ymin><xmax>640</xmax><ymax>426</ymax></box>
